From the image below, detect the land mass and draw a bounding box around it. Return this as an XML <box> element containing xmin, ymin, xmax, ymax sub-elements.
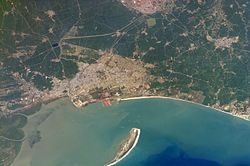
<box><xmin>0</xmin><ymin>0</ymin><xmax>249</xmax><ymax>118</ymax></box>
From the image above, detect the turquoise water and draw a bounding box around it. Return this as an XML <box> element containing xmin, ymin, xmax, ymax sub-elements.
<box><xmin>13</xmin><ymin>98</ymin><xmax>250</xmax><ymax>166</ymax></box>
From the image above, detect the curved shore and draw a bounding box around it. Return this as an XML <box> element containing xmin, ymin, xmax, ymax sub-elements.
<box><xmin>119</xmin><ymin>96</ymin><xmax>250</xmax><ymax>122</ymax></box>
<box><xmin>105</xmin><ymin>128</ymin><xmax>141</xmax><ymax>166</ymax></box>
<box><xmin>0</xmin><ymin>136</ymin><xmax>25</xmax><ymax>142</ymax></box>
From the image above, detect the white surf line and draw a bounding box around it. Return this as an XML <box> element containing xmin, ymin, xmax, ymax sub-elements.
<box><xmin>0</xmin><ymin>136</ymin><xmax>25</xmax><ymax>142</ymax></box>
<box><xmin>105</xmin><ymin>128</ymin><xmax>141</xmax><ymax>166</ymax></box>
<box><xmin>120</xmin><ymin>96</ymin><xmax>250</xmax><ymax>122</ymax></box>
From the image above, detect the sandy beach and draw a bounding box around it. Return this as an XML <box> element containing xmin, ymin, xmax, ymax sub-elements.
<box><xmin>120</xmin><ymin>96</ymin><xmax>250</xmax><ymax>122</ymax></box>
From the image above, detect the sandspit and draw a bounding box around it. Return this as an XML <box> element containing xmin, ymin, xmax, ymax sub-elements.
<box><xmin>105</xmin><ymin>128</ymin><xmax>141</xmax><ymax>166</ymax></box>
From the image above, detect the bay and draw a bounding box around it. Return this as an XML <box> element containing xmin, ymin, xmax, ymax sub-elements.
<box><xmin>13</xmin><ymin>98</ymin><xmax>250</xmax><ymax>166</ymax></box>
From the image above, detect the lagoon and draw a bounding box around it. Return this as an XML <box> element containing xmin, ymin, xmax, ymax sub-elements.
<box><xmin>13</xmin><ymin>98</ymin><xmax>250</xmax><ymax>166</ymax></box>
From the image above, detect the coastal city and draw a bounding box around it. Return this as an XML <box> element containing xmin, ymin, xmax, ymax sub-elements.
<box><xmin>0</xmin><ymin>0</ymin><xmax>249</xmax><ymax>165</ymax></box>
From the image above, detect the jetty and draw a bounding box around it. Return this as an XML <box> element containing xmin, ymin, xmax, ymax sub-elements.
<box><xmin>105</xmin><ymin>128</ymin><xmax>141</xmax><ymax>166</ymax></box>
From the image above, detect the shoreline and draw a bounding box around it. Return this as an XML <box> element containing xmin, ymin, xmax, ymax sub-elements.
<box><xmin>119</xmin><ymin>96</ymin><xmax>250</xmax><ymax>122</ymax></box>
<box><xmin>7</xmin><ymin>96</ymin><xmax>67</xmax><ymax>116</ymax></box>
<box><xmin>105</xmin><ymin>128</ymin><xmax>141</xmax><ymax>166</ymax></box>
<box><xmin>16</xmin><ymin>95</ymin><xmax>250</xmax><ymax>122</ymax></box>
<box><xmin>6</xmin><ymin>93</ymin><xmax>249</xmax><ymax>123</ymax></box>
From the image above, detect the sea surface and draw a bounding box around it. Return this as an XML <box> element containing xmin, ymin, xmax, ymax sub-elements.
<box><xmin>12</xmin><ymin>98</ymin><xmax>250</xmax><ymax>166</ymax></box>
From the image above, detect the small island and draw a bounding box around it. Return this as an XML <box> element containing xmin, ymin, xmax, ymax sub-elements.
<box><xmin>105</xmin><ymin>128</ymin><xmax>141</xmax><ymax>166</ymax></box>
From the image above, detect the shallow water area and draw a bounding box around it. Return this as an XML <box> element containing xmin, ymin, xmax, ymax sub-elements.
<box><xmin>13</xmin><ymin>98</ymin><xmax>250</xmax><ymax>166</ymax></box>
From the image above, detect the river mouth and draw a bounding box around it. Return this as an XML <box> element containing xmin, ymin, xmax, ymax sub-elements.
<box><xmin>13</xmin><ymin>98</ymin><xmax>250</xmax><ymax>166</ymax></box>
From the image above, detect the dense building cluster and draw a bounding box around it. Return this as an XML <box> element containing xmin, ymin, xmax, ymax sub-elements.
<box><xmin>120</xmin><ymin>0</ymin><xmax>175</xmax><ymax>14</ymax></box>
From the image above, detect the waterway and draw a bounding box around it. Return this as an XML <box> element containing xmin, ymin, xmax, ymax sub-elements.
<box><xmin>12</xmin><ymin>98</ymin><xmax>250</xmax><ymax>166</ymax></box>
